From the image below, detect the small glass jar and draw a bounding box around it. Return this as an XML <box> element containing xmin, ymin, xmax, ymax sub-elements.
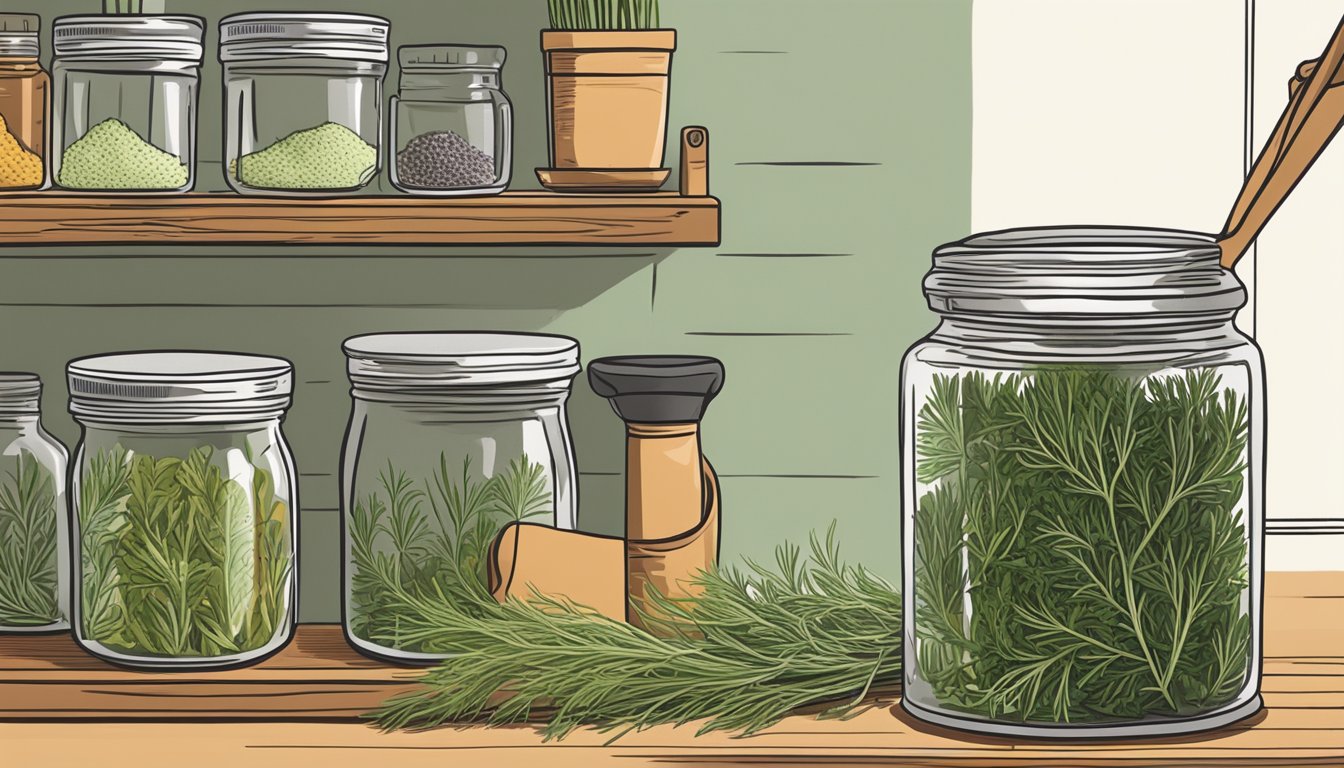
<box><xmin>391</xmin><ymin>45</ymin><xmax>512</xmax><ymax>196</ymax></box>
<box><xmin>221</xmin><ymin>13</ymin><xmax>389</xmax><ymax>196</ymax></box>
<box><xmin>68</xmin><ymin>352</ymin><xmax>298</xmax><ymax>669</ymax></box>
<box><xmin>340</xmin><ymin>333</ymin><xmax>580</xmax><ymax>664</ymax></box>
<box><xmin>51</xmin><ymin>15</ymin><xmax>202</xmax><ymax>192</ymax></box>
<box><xmin>0</xmin><ymin>15</ymin><xmax>48</xmax><ymax>191</ymax></box>
<box><xmin>0</xmin><ymin>374</ymin><xmax>69</xmax><ymax>633</ymax></box>
<box><xmin>901</xmin><ymin>227</ymin><xmax>1264</xmax><ymax>737</ymax></box>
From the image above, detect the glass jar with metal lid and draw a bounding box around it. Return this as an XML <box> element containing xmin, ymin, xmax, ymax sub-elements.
<box><xmin>0</xmin><ymin>374</ymin><xmax>70</xmax><ymax>633</ymax></box>
<box><xmin>901</xmin><ymin>226</ymin><xmax>1264</xmax><ymax>737</ymax></box>
<box><xmin>68</xmin><ymin>352</ymin><xmax>298</xmax><ymax>669</ymax></box>
<box><xmin>51</xmin><ymin>15</ymin><xmax>203</xmax><ymax>192</ymax></box>
<box><xmin>0</xmin><ymin>14</ymin><xmax>48</xmax><ymax>190</ymax></box>
<box><xmin>220</xmin><ymin>13</ymin><xmax>389</xmax><ymax>196</ymax></box>
<box><xmin>391</xmin><ymin>45</ymin><xmax>513</xmax><ymax>196</ymax></box>
<box><xmin>340</xmin><ymin>332</ymin><xmax>581</xmax><ymax>664</ymax></box>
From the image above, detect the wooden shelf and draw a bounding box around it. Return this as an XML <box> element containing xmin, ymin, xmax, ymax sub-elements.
<box><xmin>0</xmin><ymin>192</ymin><xmax>722</xmax><ymax>247</ymax></box>
<box><xmin>0</xmin><ymin>572</ymin><xmax>1341</xmax><ymax>766</ymax></box>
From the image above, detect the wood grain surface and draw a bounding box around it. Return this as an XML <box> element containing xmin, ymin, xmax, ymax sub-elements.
<box><xmin>0</xmin><ymin>193</ymin><xmax>722</xmax><ymax>247</ymax></box>
<box><xmin>0</xmin><ymin>572</ymin><xmax>1340</xmax><ymax>767</ymax></box>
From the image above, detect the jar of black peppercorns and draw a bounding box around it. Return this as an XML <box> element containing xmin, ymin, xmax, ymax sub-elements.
<box><xmin>390</xmin><ymin>45</ymin><xmax>512</xmax><ymax>196</ymax></box>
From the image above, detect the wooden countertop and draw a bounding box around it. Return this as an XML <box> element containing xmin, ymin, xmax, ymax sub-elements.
<box><xmin>1</xmin><ymin>571</ymin><xmax>1340</xmax><ymax>767</ymax></box>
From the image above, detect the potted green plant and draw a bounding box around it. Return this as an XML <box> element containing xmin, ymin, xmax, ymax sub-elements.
<box><xmin>537</xmin><ymin>0</ymin><xmax>675</xmax><ymax>192</ymax></box>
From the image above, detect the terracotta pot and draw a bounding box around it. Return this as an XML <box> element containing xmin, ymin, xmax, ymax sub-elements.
<box><xmin>539</xmin><ymin>30</ymin><xmax>675</xmax><ymax>189</ymax></box>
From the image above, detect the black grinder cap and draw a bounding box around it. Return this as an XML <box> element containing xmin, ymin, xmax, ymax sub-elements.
<box><xmin>587</xmin><ymin>356</ymin><xmax>725</xmax><ymax>425</ymax></box>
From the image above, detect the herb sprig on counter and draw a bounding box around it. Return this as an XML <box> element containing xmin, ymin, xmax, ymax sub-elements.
<box><xmin>913</xmin><ymin>368</ymin><xmax>1251</xmax><ymax>723</ymax></box>
<box><xmin>371</xmin><ymin>525</ymin><xmax>902</xmax><ymax>740</ymax></box>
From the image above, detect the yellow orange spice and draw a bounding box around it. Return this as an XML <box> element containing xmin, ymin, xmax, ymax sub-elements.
<box><xmin>0</xmin><ymin>113</ymin><xmax>43</xmax><ymax>188</ymax></box>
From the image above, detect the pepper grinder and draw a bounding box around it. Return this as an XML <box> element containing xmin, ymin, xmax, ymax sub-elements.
<box><xmin>589</xmin><ymin>355</ymin><xmax>725</xmax><ymax>625</ymax></box>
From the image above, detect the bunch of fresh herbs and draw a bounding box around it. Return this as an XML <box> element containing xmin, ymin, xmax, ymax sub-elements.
<box><xmin>349</xmin><ymin>454</ymin><xmax>553</xmax><ymax>651</ymax></box>
<box><xmin>912</xmin><ymin>367</ymin><xmax>1251</xmax><ymax>723</ymax></box>
<box><xmin>78</xmin><ymin>446</ymin><xmax>292</xmax><ymax>657</ymax></box>
<box><xmin>548</xmin><ymin>0</ymin><xmax>660</xmax><ymax>30</ymax></box>
<box><xmin>0</xmin><ymin>450</ymin><xmax>62</xmax><ymax>627</ymax></box>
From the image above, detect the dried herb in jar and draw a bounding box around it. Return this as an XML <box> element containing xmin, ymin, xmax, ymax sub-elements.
<box><xmin>912</xmin><ymin>368</ymin><xmax>1251</xmax><ymax>724</ymax></box>
<box><xmin>395</xmin><ymin>130</ymin><xmax>496</xmax><ymax>189</ymax></box>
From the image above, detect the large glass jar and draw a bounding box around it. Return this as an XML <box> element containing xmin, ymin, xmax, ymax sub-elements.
<box><xmin>0</xmin><ymin>14</ymin><xmax>48</xmax><ymax>191</ymax></box>
<box><xmin>390</xmin><ymin>45</ymin><xmax>513</xmax><ymax>196</ymax></box>
<box><xmin>0</xmin><ymin>374</ymin><xmax>69</xmax><ymax>633</ymax></box>
<box><xmin>221</xmin><ymin>13</ymin><xmax>389</xmax><ymax>196</ymax></box>
<box><xmin>51</xmin><ymin>15</ymin><xmax>202</xmax><ymax>192</ymax></box>
<box><xmin>341</xmin><ymin>333</ymin><xmax>580</xmax><ymax>664</ymax></box>
<box><xmin>901</xmin><ymin>227</ymin><xmax>1264</xmax><ymax>737</ymax></box>
<box><xmin>68</xmin><ymin>352</ymin><xmax>298</xmax><ymax>669</ymax></box>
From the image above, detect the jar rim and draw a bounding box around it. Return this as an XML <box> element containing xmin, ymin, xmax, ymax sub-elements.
<box><xmin>220</xmin><ymin>12</ymin><xmax>389</xmax><ymax>64</ymax></box>
<box><xmin>52</xmin><ymin>15</ymin><xmax>204</xmax><ymax>62</ymax></box>
<box><xmin>68</xmin><ymin>351</ymin><xmax>293</xmax><ymax>422</ymax></box>
<box><xmin>0</xmin><ymin>372</ymin><xmax>41</xmax><ymax>414</ymax></box>
<box><xmin>398</xmin><ymin>45</ymin><xmax>505</xmax><ymax>72</ymax></box>
<box><xmin>344</xmin><ymin>332</ymin><xmax>581</xmax><ymax>388</ymax></box>
<box><xmin>925</xmin><ymin>225</ymin><xmax>1245</xmax><ymax>319</ymax></box>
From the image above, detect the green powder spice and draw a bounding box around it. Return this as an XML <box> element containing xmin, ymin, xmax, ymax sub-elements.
<box><xmin>58</xmin><ymin>118</ymin><xmax>189</xmax><ymax>191</ymax></box>
<box><xmin>912</xmin><ymin>368</ymin><xmax>1251</xmax><ymax>724</ymax></box>
<box><xmin>233</xmin><ymin>122</ymin><xmax>377</xmax><ymax>190</ymax></box>
<box><xmin>79</xmin><ymin>446</ymin><xmax>292</xmax><ymax>659</ymax></box>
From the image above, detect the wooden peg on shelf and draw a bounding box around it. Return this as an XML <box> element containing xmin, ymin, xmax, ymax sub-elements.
<box><xmin>679</xmin><ymin>126</ymin><xmax>709</xmax><ymax>197</ymax></box>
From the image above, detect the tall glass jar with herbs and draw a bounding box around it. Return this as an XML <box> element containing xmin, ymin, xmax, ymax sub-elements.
<box><xmin>0</xmin><ymin>374</ymin><xmax>69</xmax><ymax>633</ymax></box>
<box><xmin>901</xmin><ymin>227</ymin><xmax>1264</xmax><ymax>737</ymax></box>
<box><xmin>68</xmin><ymin>352</ymin><xmax>298</xmax><ymax>669</ymax></box>
<box><xmin>0</xmin><ymin>14</ymin><xmax>48</xmax><ymax>191</ymax></box>
<box><xmin>340</xmin><ymin>333</ymin><xmax>581</xmax><ymax>664</ymax></box>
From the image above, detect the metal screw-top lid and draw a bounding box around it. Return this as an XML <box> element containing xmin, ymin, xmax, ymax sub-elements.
<box><xmin>220</xmin><ymin>13</ymin><xmax>390</xmax><ymax>63</ymax></box>
<box><xmin>52</xmin><ymin>15</ymin><xmax>204</xmax><ymax>61</ymax></box>
<box><xmin>0</xmin><ymin>373</ymin><xmax>42</xmax><ymax>415</ymax></box>
<box><xmin>0</xmin><ymin>14</ymin><xmax>39</xmax><ymax>58</ymax></box>
<box><xmin>399</xmin><ymin>45</ymin><xmax>505</xmax><ymax>71</ymax></box>
<box><xmin>588</xmin><ymin>356</ymin><xmax>725</xmax><ymax>425</ymax></box>
<box><xmin>344</xmin><ymin>332</ymin><xmax>581</xmax><ymax>390</ymax></box>
<box><xmin>68</xmin><ymin>352</ymin><xmax>293</xmax><ymax>424</ymax></box>
<box><xmin>925</xmin><ymin>226</ymin><xmax>1246</xmax><ymax>319</ymax></box>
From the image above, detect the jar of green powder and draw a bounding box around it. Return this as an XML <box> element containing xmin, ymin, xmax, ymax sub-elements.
<box><xmin>220</xmin><ymin>13</ymin><xmax>389</xmax><ymax>196</ymax></box>
<box><xmin>51</xmin><ymin>15</ymin><xmax>203</xmax><ymax>192</ymax></box>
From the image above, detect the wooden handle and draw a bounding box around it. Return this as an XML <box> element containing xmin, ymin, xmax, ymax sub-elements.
<box><xmin>1220</xmin><ymin>15</ymin><xmax>1344</xmax><ymax>269</ymax></box>
<box><xmin>679</xmin><ymin>126</ymin><xmax>709</xmax><ymax>196</ymax></box>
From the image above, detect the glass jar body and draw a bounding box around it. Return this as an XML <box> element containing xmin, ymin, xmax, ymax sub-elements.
<box><xmin>0</xmin><ymin>416</ymin><xmax>70</xmax><ymax>632</ymax></box>
<box><xmin>341</xmin><ymin>387</ymin><xmax>577</xmax><ymax>663</ymax></box>
<box><xmin>901</xmin><ymin>320</ymin><xmax>1264</xmax><ymax>737</ymax></box>
<box><xmin>391</xmin><ymin>71</ymin><xmax>512</xmax><ymax>196</ymax></box>
<box><xmin>0</xmin><ymin>58</ymin><xmax>48</xmax><ymax>190</ymax></box>
<box><xmin>224</xmin><ymin>58</ymin><xmax>384</xmax><ymax>196</ymax></box>
<box><xmin>51</xmin><ymin>58</ymin><xmax>197</xmax><ymax>192</ymax></box>
<box><xmin>70</xmin><ymin>420</ymin><xmax>297</xmax><ymax>668</ymax></box>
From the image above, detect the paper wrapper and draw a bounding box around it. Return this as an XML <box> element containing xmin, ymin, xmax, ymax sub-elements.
<box><xmin>488</xmin><ymin>457</ymin><xmax>720</xmax><ymax>626</ymax></box>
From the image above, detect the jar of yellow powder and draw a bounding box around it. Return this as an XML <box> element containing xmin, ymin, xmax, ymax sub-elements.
<box><xmin>0</xmin><ymin>14</ymin><xmax>48</xmax><ymax>190</ymax></box>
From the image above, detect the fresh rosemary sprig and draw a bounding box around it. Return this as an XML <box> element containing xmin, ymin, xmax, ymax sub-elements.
<box><xmin>348</xmin><ymin>454</ymin><xmax>553</xmax><ymax>651</ymax></box>
<box><xmin>913</xmin><ymin>367</ymin><xmax>1251</xmax><ymax>723</ymax></box>
<box><xmin>77</xmin><ymin>446</ymin><xmax>292</xmax><ymax>658</ymax></box>
<box><xmin>0</xmin><ymin>450</ymin><xmax>62</xmax><ymax>627</ymax></box>
<box><xmin>371</xmin><ymin>527</ymin><xmax>902</xmax><ymax>740</ymax></box>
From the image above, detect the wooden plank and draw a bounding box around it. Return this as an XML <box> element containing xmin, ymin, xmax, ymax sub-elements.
<box><xmin>0</xmin><ymin>193</ymin><xmax>722</xmax><ymax>247</ymax></box>
<box><xmin>0</xmin><ymin>573</ymin><xmax>1340</xmax><ymax>768</ymax></box>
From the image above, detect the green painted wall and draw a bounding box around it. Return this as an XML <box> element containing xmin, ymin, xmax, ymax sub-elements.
<box><xmin>5</xmin><ymin>0</ymin><xmax>971</xmax><ymax>621</ymax></box>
